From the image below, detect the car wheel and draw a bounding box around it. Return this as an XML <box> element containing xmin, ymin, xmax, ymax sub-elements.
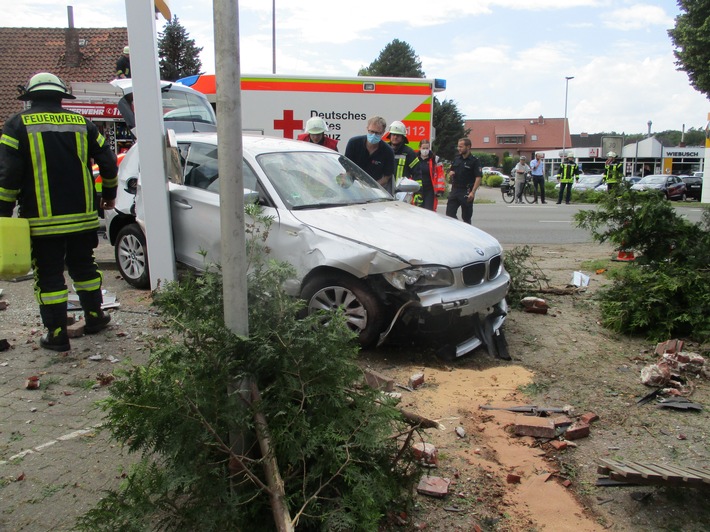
<box><xmin>301</xmin><ymin>274</ymin><xmax>384</xmax><ymax>348</ymax></box>
<box><xmin>115</xmin><ymin>224</ymin><xmax>150</xmax><ymax>289</ymax></box>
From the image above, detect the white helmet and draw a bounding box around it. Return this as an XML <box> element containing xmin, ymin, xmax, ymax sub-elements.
<box><xmin>607</xmin><ymin>151</ymin><xmax>617</xmax><ymax>158</ymax></box>
<box><xmin>389</xmin><ymin>120</ymin><xmax>409</xmax><ymax>144</ymax></box>
<box><xmin>123</xmin><ymin>46</ymin><xmax>130</xmax><ymax>55</ymax></box>
<box><xmin>305</xmin><ymin>116</ymin><xmax>328</xmax><ymax>134</ymax></box>
<box><xmin>18</xmin><ymin>72</ymin><xmax>75</xmax><ymax>101</ymax></box>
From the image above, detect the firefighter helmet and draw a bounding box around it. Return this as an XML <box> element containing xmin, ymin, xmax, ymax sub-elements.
<box><xmin>18</xmin><ymin>72</ymin><xmax>75</xmax><ymax>101</ymax></box>
<box><xmin>607</xmin><ymin>151</ymin><xmax>617</xmax><ymax>158</ymax></box>
<box><xmin>305</xmin><ymin>116</ymin><xmax>328</xmax><ymax>134</ymax></box>
<box><xmin>123</xmin><ymin>46</ymin><xmax>130</xmax><ymax>55</ymax></box>
<box><xmin>388</xmin><ymin>120</ymin><xmax>407</xmax><ymax>136</ymax></box>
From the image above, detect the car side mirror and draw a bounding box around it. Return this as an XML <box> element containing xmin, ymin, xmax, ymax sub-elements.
<box><xmin>396</xmin><ymin>177</ymin><xmax>420</xmax><ymax>193</ymax></box>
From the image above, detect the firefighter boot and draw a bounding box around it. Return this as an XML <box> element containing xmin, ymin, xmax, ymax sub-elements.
<box><xmin>79</xmin><ymin>289</ymin><xmax>111</xmax><ymax>334</ymax></box>
<box><xmin>39</xmin><ymin>304</ymin><xmax>70</xmax><ymax>352</ymax></box>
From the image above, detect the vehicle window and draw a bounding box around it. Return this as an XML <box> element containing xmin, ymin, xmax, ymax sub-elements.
<box><xmin>206</xmin><ymin>163</ymin><xmax>259</xmax><ymax>194</ymax></box>
<box><xmin>256</xmin><ymin>151</ymin><xmax>390</xmax><ymax>209</ymax></box>
<box><xmin>162</xmin><ymin>89</ymin><xmax>216</xmax><ymax>125</ymax></box>
<box><xmin>184</xmin><ymin>143</ymin><xmax>219</xmax><ymax>190</ymax></box>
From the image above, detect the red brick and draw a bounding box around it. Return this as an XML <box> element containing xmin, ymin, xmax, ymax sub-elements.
<box><xmin>562</xmin><ymin>479</ymin><xmax>572</xmax><ymax>488</ymax></box>
<box><xmin>654</xmin><ymin>339</ymin><xmax>684</xmax><ymax>355</ymax></box>
<box><xmin>409</xmin><ymin>372</ymin><xmax>425</xmax><ymax>389</ymax></box>
<box><xmin>564</xmin><ymin>422</ymin><xmax>590</xmax><ymax>440</ymax></box>
<box><xmin>416</xmin><ymin>475</ymin><xmax>450</xmax><ymax>498</ymax></box>
<box><xmin>551</xmin><ymin>415</ymin><xmax>574</xmax><ymax>428</ymax></box>
<box><xmin>506</xmin><ymin>473</ymin><xmax>521</xmax><ymax>484</ymax></box>
<box><xmin>523</xmin><ymin>306</ymin><xmax>548</xmax><ymax>315</ymax></box>
<box><xmin>67</xmin><ymin>320</ymin><xmax>85</xmax><ymax>338</ymax></box>
<box><xmin>412</xmin><ymin>442</ymin><xmax>438</xmax><ymax>466</ymax></box>
<box><xmin>513</xmin><ymin>417</ymin><xmax>556</xmax><ymax>439</ymax></box>
<box><xmin>580</xmin><ymin>412</ymin><xmax>599</xmax><ymax>424</ymax></box>
<box><xmin>363</xmin><ymin>368</ymin><xmax>394</xmax><ymax>392</ymax></box>
<box><xmin>550</xmin><ymin>440</ymin><xmax>568</xmax><ymax>451</ymax></box>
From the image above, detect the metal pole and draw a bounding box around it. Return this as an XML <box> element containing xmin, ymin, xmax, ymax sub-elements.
<box><xmin>562</xmin><ymin>76</ymin><xmax>574</xmax><ymax>157</ymax></box>
<box><xmin>272</xmin><ymin>0</ymin><xmax>276</xmax><ymax>74</ymax></box>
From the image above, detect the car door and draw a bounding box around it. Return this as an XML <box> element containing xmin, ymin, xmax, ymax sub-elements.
<box><xmin>666</xmin><ymin>176</ymin><xmax>682</xmax><ymax>198</ymax></box>
<box><xmin>169</xmin><ymin>141</ymin><xmax>273</xmax><ymax>270</ymax></box>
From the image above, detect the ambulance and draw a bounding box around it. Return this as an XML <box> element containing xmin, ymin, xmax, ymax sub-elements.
<box><xmin>177</xmin><ymin>74</ymin><xmax>446</xmax><ymax>150</ymax></box>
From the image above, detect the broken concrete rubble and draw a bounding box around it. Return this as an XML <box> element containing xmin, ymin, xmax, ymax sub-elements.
<box><xmin>416</xmin><ymin>475</ymin><xmax>450</xmax><ymax>498</ymax></box>
<box><xmin>640</xmin><ymin>350</ymin><xmax>708</xmax><ymax>388</ymax></box>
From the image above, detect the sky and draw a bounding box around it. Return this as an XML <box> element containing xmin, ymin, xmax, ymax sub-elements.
<box><xmin>7</xmin><ymin>0</ymin><xmax>710</xmax><ymax>136</ymax></box>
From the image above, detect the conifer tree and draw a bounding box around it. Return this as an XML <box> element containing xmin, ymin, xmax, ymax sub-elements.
<box><xmin>158</xmin><ymin>15</ymin><xmax>203</xmax><ymax>81</ymax></box>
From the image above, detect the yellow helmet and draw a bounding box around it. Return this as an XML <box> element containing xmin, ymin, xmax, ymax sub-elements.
<box><xmin>18</xmin><ymin>72</ymin><xmax>75</xmax><ymax>101</ymax></box>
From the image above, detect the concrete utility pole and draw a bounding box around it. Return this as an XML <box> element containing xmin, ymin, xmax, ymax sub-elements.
<box><xmin>214</xmin><ymin>0</ymin><xmax>249</xmax><ymax>336</ymax></box>
<box><xmin>124</xmin><ymin>0</ymin><xmax>176</xmax><ymax>290</ymax></box>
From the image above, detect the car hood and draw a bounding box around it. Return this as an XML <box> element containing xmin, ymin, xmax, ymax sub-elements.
<box><xmin>290</xmin><ymin>201</ymin><xmax>502</xmax><ymax>268</ymax></box>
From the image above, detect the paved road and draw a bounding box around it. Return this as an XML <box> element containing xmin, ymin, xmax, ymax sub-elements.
<box><xmin>437</xmin><ymin>187</ymin><xmax>706</xmax><ymax>246</ymax></box>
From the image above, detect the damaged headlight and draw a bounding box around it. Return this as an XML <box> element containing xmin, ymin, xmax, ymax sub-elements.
<box><xmin>383</xmin><ymin>266</ymin><xmax>454</xmax><ymax>291</ymax></box>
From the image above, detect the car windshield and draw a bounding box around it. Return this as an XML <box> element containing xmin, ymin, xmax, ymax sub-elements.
<box><xmin>639</xmin><ymin>176</ymin><xmax>665</xmax><ymax>184</ymax></box>
<box><xmin>257</xmin><ymin>151</ymin><xmax>391</xmax><ymax>209</ymax></box>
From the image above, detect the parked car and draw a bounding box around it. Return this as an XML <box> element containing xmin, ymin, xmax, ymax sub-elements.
<box><xmin>484</xmin><ymin>170</ymin><xmax>508</xmax><ymax>185</ymax></box>
<box><xmin>105</xmin><ymin>134</ymin><xmax>510</xmax><ymax>358</ymax></box>
<box><xmin>680</xmin><ymin>174</ymin><xmax>703</xmax><ymax>200</ymax></box>
<box><xmin>630</xmin><ymin>174</ymin><xmax>687</xmax><ymax>200</ymax></box>
<box><xmin>554</xmin><ymin>174</ymin><xmax>603</xmax><ymax>191</ymax></box>
<box><xmin>593</xmin><ymin>175</ymin><xmax>642</xmax><ymax>193</ymax></box>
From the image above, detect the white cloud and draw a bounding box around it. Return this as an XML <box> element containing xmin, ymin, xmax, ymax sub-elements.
<box><xmin>601</xmin><ymin>3</ymin><xmax>674</xmax><ymax>31</ymax></box>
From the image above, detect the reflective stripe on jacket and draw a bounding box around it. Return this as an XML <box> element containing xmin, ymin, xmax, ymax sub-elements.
<box><xmin>604</xmin><ymin>162</ymin><xmax>623</xmax><ymax>184</ymax></box>
<box><xmin>559</xmin><ymin>163</ymin><xmax>579</xmax><ymax>183</ymax></box>
<box><xmin>0</xmin><ymin>101</ymin><xmax>118</xmax><ymax>236</ymax></box>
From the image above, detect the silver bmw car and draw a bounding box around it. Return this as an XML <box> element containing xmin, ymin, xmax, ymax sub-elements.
<box><xmin>105</xmin><ymin>134</ymin><xmax>510</xmax><ymax>358</ymax></box>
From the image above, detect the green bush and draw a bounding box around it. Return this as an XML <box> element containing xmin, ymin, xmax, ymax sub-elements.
<box><xmin>483</xmin><ymin>173</ymin><xmax>504</xmax><ymax>187</ymax></box>
<box><xmin>575</xmin><ymin>187</ymin><xmax>710</xmax><ymax>341</ymax></box>
<box><xmin>77</xmin><ymin>208</ymin><xmax>419</xmax><ymax>531</ymax></box>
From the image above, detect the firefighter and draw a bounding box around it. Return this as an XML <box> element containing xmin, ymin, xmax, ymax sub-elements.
<box><xmin>556</xmin><ymin>153</ymin><xmax>579</xmax><ymax>204</ymax></box>
<box><xmin>386</xmin><ymin>120</ymin><xmax>419</xmax><ymax>189</ymax></box>
<box><xmin>297</xmin><ymin>116</ymin><xmax>338</xmax><ymax>151</ymax></box>
<box><xmin>0</xmin><ymin>72</ymin><xmax>118</xmax><ymax>351</ymax></box>
<box><xmin>411</xmin><ymin>139</ymin><xmax>442</xmax><ymax>211</ymax></box>
<box><xmin>603</xmin><ymin>151</ymin><xmax>624</xmax><ymax>192</ymax></box>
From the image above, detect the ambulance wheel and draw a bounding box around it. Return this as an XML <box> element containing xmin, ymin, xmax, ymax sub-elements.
<box><xmin>301</xmin><ymin>274</ymin><xmax>383</xmax><ymax>348</ymax></box>
<box><xmin>115</xmin><ymin>224</ymin><xmax>150</xmax><ymax>289</ymax></box>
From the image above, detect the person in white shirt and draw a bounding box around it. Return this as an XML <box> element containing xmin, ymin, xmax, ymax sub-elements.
<box><xmin>513</xmin><ymin>156</ymin><xmax>531</xmax><ymax>203</ymax></box>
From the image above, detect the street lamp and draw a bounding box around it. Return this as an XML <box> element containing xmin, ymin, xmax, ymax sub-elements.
<box><xmin>562</xmin><ymin>76</ymin><xmax>574</xmax><ymax>160</ymax></box>
<box><xmin>272</xmin><ymin>0</ymin><xmax>276</xmax><ymax>74</ymax></box>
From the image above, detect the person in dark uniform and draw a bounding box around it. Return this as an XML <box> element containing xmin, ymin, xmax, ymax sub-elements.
<box><xmin>386</xmin><ymin>120</ymin><xmax>418</xmax><ymax>190</ymax></box>
<box><xmin>116</xmin><ymin>46</ymin><xmax>131</xmax><ymax>79</ymax></box>
<box><xmin>446</xmin><ymin>138</ymin><xmax>482</xmax><ymax>224</ymax></box>
<box><xmin>344</xmin><ymin>116</ymin><xmax>394</xmax><ymax>192</ymax></box>
<box><xmin>0</xmin><ymin>72</ymin><xmax>118</xmax><ymax>351</ymax></box>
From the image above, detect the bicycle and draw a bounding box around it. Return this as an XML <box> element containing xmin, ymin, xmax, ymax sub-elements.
<box><xmin>501</xmin><ymin>174</ymin><xmax>536</xmax><ymax>204</ymax></box>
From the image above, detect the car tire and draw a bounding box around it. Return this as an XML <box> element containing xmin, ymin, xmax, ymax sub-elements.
<box><xmin>115</xmin><ymin>224</ymin><xmax>150</xmax><ymax>289</ymax></box>
<box><xmin>301</xmin><ymin>274</ymin><xmax>384</xmax><ymax>348</ymax></box>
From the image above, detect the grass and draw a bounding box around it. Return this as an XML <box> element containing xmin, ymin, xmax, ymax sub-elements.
<box><xmin>67</xmin><ymin>378</ymin><xmax>97</xmax><ymax>390</ymax></box>
<box><xmin>518</xmin><ymin>381</ymin><xmax>549</xmax><ymax>396</ymax></box>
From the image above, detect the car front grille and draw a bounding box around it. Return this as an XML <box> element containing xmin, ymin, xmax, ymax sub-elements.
<box><xmin>462</xmin><ymin>255</ymin><xmax>502</xmax><ymax>286</ymax></box>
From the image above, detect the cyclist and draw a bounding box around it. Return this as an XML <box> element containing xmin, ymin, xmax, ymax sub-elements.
<box><xmin>513</xmin><ymin>156</ymin><xmax>531</xmax><ymax>203</ymax></box>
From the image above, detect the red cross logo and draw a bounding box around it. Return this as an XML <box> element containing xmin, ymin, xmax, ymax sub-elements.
<box><xmin>273</xmin><ymin>109</ymin><xmax>303</xmax><ymax>139</ymax></box>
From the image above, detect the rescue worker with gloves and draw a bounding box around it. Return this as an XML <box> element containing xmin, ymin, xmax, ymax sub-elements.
<box><xmin>0</xmin><ymin>72</ymin><xmax>118</xmax><ymax>351</ymax></box>
<box><xmin>603</xmin><ymin>151</ymin><xmax>624</xmax><ymax>192</ymax></box>
<box><xmin>386</xmin><ymin>120</ymin><xmax>419</xmax><ymax>193</ymax></box>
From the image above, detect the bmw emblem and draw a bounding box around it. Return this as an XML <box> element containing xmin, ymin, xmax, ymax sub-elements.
<box><xmin>475</xmin><ymin>248</ymin><xmax>485</xmax><ymax>256</ymax></box>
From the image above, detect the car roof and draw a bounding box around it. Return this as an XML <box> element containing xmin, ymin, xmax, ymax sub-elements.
<box><xmin>172</xmin><ymin>132</ymin><xmax>334</xmax><ymax>155</ymax></box>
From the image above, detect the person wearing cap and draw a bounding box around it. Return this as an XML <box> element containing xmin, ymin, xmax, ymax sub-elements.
<box><xmin>556</xmin><ymin>153</ymin><xmax>580</xmax><ymax>204</ymax></box>
<box><xmin>513</xmin><ymin>156</ymin><xmax>531</xmax><ymax>204</ymax></box>
<box><xmin>386</xmin><ymin>120</ymin><xmax>418</xmax><ymax>193</ymax></box>
<box><xmin>116</xmin><ymin>46</ymin><xmax>131</xmax><ymax>79</ymax></box>
<box><xmin>603</xmin><ymin>151</ymin><xmax>623</xmax><ymax>192</ymax></box>
<box><xmin>0</xmin><ymin>73</ymin><xmax>118</xmax><ymax>352</ymax></box>
<box><xmin>297</xmin><ymin>116</ymin><xmax>338</xmax><ymax>152</ymax></box>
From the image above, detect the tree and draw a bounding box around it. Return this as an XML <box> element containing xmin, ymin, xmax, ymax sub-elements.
<box><xmin>357</xmin><ymin>39</ymin><xmax>468</xmax><ymax>160</ymax></box>
<box><xmin>668</xmin><ymin>0</ymin><xmax>710</xmax><ymax>100</ymax></box>
<box><xmin>358</xmin><ymin>39</ymin><xmax>424</xmax><ymax>77</ymax></box>
<box><xmin>433</xmin><ymin>98</ymin><xmax>467</xmax><ymax>161</ymax></box>
<box><xmin>157</xmin><ymin>15</ymin><xmax>203</xmax><ymax>81</ymax></box>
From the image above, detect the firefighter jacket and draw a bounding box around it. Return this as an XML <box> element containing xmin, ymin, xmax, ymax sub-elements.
<box><xmin>391</xmin><ymin>143</ymin><xmax>419</xmax><ymax>181</ymax></box>
<box><xmin>558</xmin><ymin>162</ymin><xmax>580</xmax><ymax>183</ymax></box>
<box><xmin>0</xmin><ymin>100</ymin><xmax>118</xmax><ymax>237</ymax></box>
<box><xmin>603</xmin><ymin>161</ymin><xmax>624</xmax><ymax>184</ymax></box>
